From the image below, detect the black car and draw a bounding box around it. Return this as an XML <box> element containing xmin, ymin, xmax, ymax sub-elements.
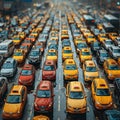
<box><xmin>0</xmin><ymin>77</ymin><xmax>7</xmax><ymax>102</ymax></box>
<box><xmin>96</xmin><ymin>49</ymin><xmax>110</xmax><ymax>65</ymax></box>
<box><xmin>90</xmin><ymin>41</ymin><xmax>101</xmax><ymax>54</ymax></box>
<box><xmin>104</xmin><ymin>110</ymin><xmax>120</xmax><ymax>120</ymax></box>
<box><xmin>28</xmin><ymin>48</ymin><xmax>42</xmax><ymax>65</ymax></box>
<box><xmin>114</xmin><ymin>78</ymin><xmax>120</xmax><ymax>103</ymax></box>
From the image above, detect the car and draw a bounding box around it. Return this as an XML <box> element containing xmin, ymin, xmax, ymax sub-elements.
<box><xmin>48</xmin><ymin>44</ymin><xmax>58</xmax><ymax>50</ymax></box>
<box><xmin>35</xmin><ymin>41</ymin><xmax>45</xmax><ymax>54</ymax></box>
<box><xmin>0</xmin><ymin>77</ymin><xmax>7</xmax><ymax>102</ymax></box>
<box><xmin>73</xmin><ymin>36</ymin><xmax>84</xmax><ymax>46</ymax></box>
<box><xmin>12</xmin><ymin>35</ymin><xmax>22</xmax><ymax>46</ymax></box>
<box><xmin>20</xmin><ymin>44</ymin><xmax>30</xmax><ymax>55</ymax></box>
<box><xmin>91</xmin><ymin>78</ymin><xmax>113</xmax><ymax>110</ymax></box>
<box><xmin>103</xmin><ymin>59</ymin><xmax>120</xmax><ymax>80</ymax></box>
<box><xmin>2</xmin><ymin>85</ymin><xmax>27</xmax><ymax>119</ymax></box>
<box><xmin>114</xmin><ymin>78</ymin><xmax>120</xmax><ymax>103</ymax></box>
<box><xmin>18</xmin><ymin>64</ymin><xmax>35</xmax><ymax>87</ymax></box>
<box><xmin>34</xmin><ymin>81</ymin><xmax>54</xmax><ymax>114</ymax></box>
<box><xmin>108</xmin><ymin>46</ymin><xmax>120</xmax><ymax>59</ymax></box>
<box><xmin>97</xmin><ymin>24</ymin><xmax>103</xmax><ymax>30</ymax></box>
<box><xmin>63</xmin><ymin>59</ymin><xmax>78</xmax><ymax>82</ymax></box>
<box><xmin>96</xmin><ymin>50</ymin><xmax>110</xmax><ymax>65</ymax></box>
<box><xmin>42</xmin><ymin>60</ymin><xmax>56</xmax><ymax>81</ymax></box>
<box><xmin>114</xmin><ymin>37</ymin><xmax>120</xmax><ymax>47</ymax></box>
<box><xmin>83</xmin><ymin>60</ymin><xmax>99</xmax><ymax>82</ymax></box>
<box><xmin>76</xmin><ymin>42</ymin><xmax>88</xmax><ymax>53</ymax></box>
<box><xmin>98</xmin><ymin>34</ymin><xmax>108</xmax><ymax>43</ymax></box>
<box><xmin>46</xmin><ymin>49</ymin><xmax>58</xmax><ymax>62</ymax></box>
<box><xmin>22</xmin><ymin>40</ymin><xmax>33</xmax><ymax>49</ymax></box>
<box><xmin>104</xmin><ymin>109</ymin><xmax>120</xmax><ymax>120</ymax></box>
<box><xmin>82</xmin><ymin>29</ymin><xmax>91</xmax><ymax>38</ymax></box>
<box><xmin>0</xmin><ymin>58</ymin><xmax>17</xmax><ymax>77</ymax></box>
<box><xmin>66</xmin><ymin>81</ymin><xmax>87</xmax><ymax>114</ymax></box>
<box><xmin>79</xmin><ymin>48</ymin><xmax>92</xmax><ymax>64</ymax></box>
<box><xmin>18</xmin><ymin>32</ymin><xmax>26</xmax><ymax>40</ymax></box>
<box><xmin>108</xmin><ymin>32</ymin><xmax>118</xmax><ymax>41</ymax></box>
<box><xmin>102</xmin><ymin>39</ymin><xmax>114</xmax><ymax>50</ymax></box>
<box><xmin>85</xmin><ymin>34</ymin><xmax>96</xmax><ymax>44</ymax></box>
<box><xmin>61</xmin><ymin>32</ymin><xmax>69</xmax><ymax>40</ymax></box>
<box><xmin>26</xmin><ymin>35</ymin><xmax>36</xmax><ymax>43</ymax></box>
<box><xmin>13</xmin><ymin>49</ymin><xmax>26</xmax><ymax>64</ymax></box>
<box><xmin>28</xmin><ymin>48</ymin><xmax>42</xmax><ymax>65</ymax></box>
<box><xmin>91</xmin><ymin>28</ymin><xmax>100</xmax><ymax>37</ymax></box>
<box><xmin>33</xmin><ymin>115</ymin><xmax>50</xmax><ymax>120</ymax></box>
<box><xmin>90</xmin><ymin>41</ymin><xmax>101</xmax><ymax>54</ymax></box>
<box><xmin>62</xmin><ymin>39</ymin><xmax>71</xmax><ymax>48</ymax></box>
<box><xmin>62</xmin><ymin>46</ymin><xmax>73</xmax><ymax>61</ymax></box>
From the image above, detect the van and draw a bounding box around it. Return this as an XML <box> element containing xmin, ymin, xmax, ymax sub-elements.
<box><xmin>0</xmin><ymin>40</ymin><xmax>14</xmax><ymax>58</ymax></box>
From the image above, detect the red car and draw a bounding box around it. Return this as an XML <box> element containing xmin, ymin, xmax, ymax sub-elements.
<box><xmin>18</xmin><ymin>64</ymin><xmax>35</xmax><ymax>87</ymax></box>
<box><xmin>34</xmin><ymin>80</ymin><xmax>54</xmax><ymax>114</ymax></box>
<box><xmin>42</xmin><ymin>60</ymin><xmax>56</xmax><ymax>81</ymax></box>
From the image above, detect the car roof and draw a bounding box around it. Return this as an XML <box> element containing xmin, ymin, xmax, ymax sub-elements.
<box><xmin>106</xmin><ymin>59</ymin><xmax>117</xmax><ymax>65</ymax></box>
<box><xmin>23</xmin><ymin>64</ymin><xmax>33</xmax><ymax>70</ymax></box>
<box><xmin>38</xmin><ymin>81</ymin><xmax>51</xmax><ymax>90</ymax></box>
<box><xmin>10</xmin><ymin>85</ymin><xmax>24</xmax><ymax>95</ymax></box>
<box><xmin>65</xmin><ymin>59</ymin><xmax>75</xmax><ymax>65</ymax></box>
<box><xmin>85</xmin><ymin>60</ymin><xmax>95</xmax><ymax>67</ymax></box>
<box><xmin>94</xmin><ymin>78</ymin><xmax>108</xmax><ymax>89</ymax></box>
<box><xmin>70</xmin><ymin>82</ymin><xmax>83</xmax><ymax>92</ymax></box>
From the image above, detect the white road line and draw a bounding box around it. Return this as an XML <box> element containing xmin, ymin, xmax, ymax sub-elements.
<box><xmin>58</xmin><ymin>84</ymin><xmax>61</xmax><ymax>90</ymax></box>
<box><xmin>58</xmin><ymin>117</ymin><xmax>60</xmax><ymax>120</ymax></box>
<box><xmin>58</xmin><ymin>95</ymin><xmax>61</xmax><ymax>111</ymax></box>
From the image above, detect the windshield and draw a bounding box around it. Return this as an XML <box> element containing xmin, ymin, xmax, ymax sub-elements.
<box><xmin>94</xmin><ymin>43</ymin><xmax>100</xmax><ymax>47</ymax></box>
<box><xmin>36</xmin><ymin>90</ymin><xmax>51</xmax><ymax>98</ymax></box>
<box><xmin>21</xmin><ymin>70</ymin><xmax>32</xmax><ymax>75</ymax></box>
<box><xmin>43</xmin><ymin>65</ymin><xmax>55</xmax><ymax>70</ymax></box>
<box><xmin>6</xmin><ymin>95</ymin><xmax>21</xmax><ymax>103</ymax></box>
<box><xmin>14</xmin><ymin>37</ymin><xmax>19</xmax><ymax>40</ymax></box>
<box><xmin>20</xmin><ymin>46</ymin><xmax>27</xmax><ymax>49</ymax></box>
<box><xmin>65</xmin><ymin>65</ymin><xmax>77</xmax><ymax>70</ymax></box>
<box><xmin>105</xmin><ymin>41</ymin><xmax>113</xmax><ymax>45</ymax></box>
<box><xmin>108</xmin><ymin>65</ymin><xmax>120</xmax><ymax>70</ymax></box>
<box><xmin>78</xmin><ymin>43</ymin><xmax>87</xmax><ymax>48</ymax></box>
<box><xmin>113</xmin><ymin>49</ymin><xmax>120</xmax><ymax>53</ymax></box>
<box><xmin>88</xmin><ymin>36</ymin><xmax>94</xmax><ymax>38</ymax></box>
<box><xmin>2</xmin><ymin>63</ymin><xmax>13</xmax><ymax>69</ymax></box>
<box><xmin>14</xmin><ymin>52</ymin><xmax>22</xmax><ymax>56</ymax></box>
<box><xmin>30</xmin><ymin>51</ymin><xmax>39</xmax><ymax>56</ymax></box>
<box><xmin>82</xmin><ymin>51</ymin><xmax>90</xmax><ymax>55</ymax></box>
<box><xmin>0</xmin><ymin>45</ymin><xmax>7</xmax><ymax>50</ymax></box>
<box><xmin>101</xmin><ymin>52</ymin><xmax>109</xmax><ymax>57</ymax></box>
<box><xmin>86</xmin><ymin>66</ymin><xmax>97</xmax><ymax>72</ymax></box>
<box><xmin>64</xmin><ymin>50</ymin><xmax>72</xmax><ymax>53</ymax></box>
<box><xmin>47</xmin><ymin>52</ymin><xmax>56</xmax><ymax>56</ymax></box>
<box><xmin>96</xmin><ymin>89</ymin><xmax>110</xmax><ymax>96</ymax></box>
<box><xmin>69</xmin><ymin>91</ymin><xmax>84</xmax><ymax>99</ymax></box>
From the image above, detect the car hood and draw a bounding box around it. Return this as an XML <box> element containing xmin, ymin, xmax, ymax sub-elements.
<box><xmin>85</xmin><ymin>71</ymin><xmax>99</xmax><ymax>77</ymax></box>
<box><xmin>64</xmin><ymin>70</ymin><xmax>78</xmax><ymax>75</ymax></box>
<box><xmin>35</xmin><ymin>98</ymin><xmax>52</xmax><ymax>106</ymax></box>
<box><xmin>19</xmin><ymin>75</ymin><xmax>33</xmax><ymax>81</ymax></box>
<box><xmin>3</xmin><ymin>103</ymin><xmax>21</xmax><ymax>113</ymax></box>
<box><xmin>67</xmin><ymin>98</ymin><xmax>86</xmax><ymax>108</ymax></box>
<box><xmin>108</xmin><ymin>70</ymin><xmax>120</xmax><ymax>75</ymax></box>
<box><xmin>42</xmin><ymin>71</ymin><xmax>55</xmax><ymax>75</ymax></box>
<box><xmin>13</xmin><ymin>56</ymin><xmax>23</xmax><ymax>60</ymax></box>
<box><xmin>1</xmin><ymin>68</ymin><xmax>13</xmax><ymax>73</ymax></box>
<box><xmin>95</xmin><ymin>96</ymin><xmax>112</xmax><ymax>105</ymax></box>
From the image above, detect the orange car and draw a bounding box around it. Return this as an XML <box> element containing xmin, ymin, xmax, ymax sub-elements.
<box><xmin>20</xmin><ymin>44</ymin><xmax>30</xmax><ymax>55</ymax></box>
<box><xmin>22</xmin><ymin>40</ymin><xmax>33</xmax><ymax>48</ymax></box>
<box><xmin>25</xmin><ymin>35</ymin><xmax>36</xmax><ymax>43</ymax></box>
<box><xmin>18</xmin><ymin>64</ymin><xmax>35</xmax><ymax>87</ymax></box>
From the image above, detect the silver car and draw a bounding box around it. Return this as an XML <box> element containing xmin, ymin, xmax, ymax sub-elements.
<box><xmin>0</xmin><ymin>58</ymin><xmax>17</xmax><ymax>77</ymax></box>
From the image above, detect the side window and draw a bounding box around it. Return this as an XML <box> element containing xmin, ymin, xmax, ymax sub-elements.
<box><xmin>93</xmin><ymin>81</ymin><xmax>96</xmax><ymax>92</ymax></box>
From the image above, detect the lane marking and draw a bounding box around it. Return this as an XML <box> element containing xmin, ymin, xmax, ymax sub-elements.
<box><xmin>58</xmin><ymin>117</ymin><xmax>60</xmax><ymax>120</ymax></box>
<box><xmin>58</xmin><ymin>95</ymin><xmax>60</xmax><ymax>111</ymax></box>
<box><xmin>59</xmin><ymin>84</ymin><xmax>61</xmax><ymax>90</ymax></box>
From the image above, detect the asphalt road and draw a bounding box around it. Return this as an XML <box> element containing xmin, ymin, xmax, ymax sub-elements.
<box><xmin>0</xmin><ymin>0</ymin><xmax>119</xmax><ymax>120</ymax></box>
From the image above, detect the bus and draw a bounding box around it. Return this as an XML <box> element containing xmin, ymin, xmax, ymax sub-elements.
<box><xmin>104</xmin><ymin>14</ymin><xmax>119</xmax><ymax>29</ymax></box>
<box><xmin>83</xmin><ymin>15</ymin><xmax>95</xmax><ymax>26</ymax></box>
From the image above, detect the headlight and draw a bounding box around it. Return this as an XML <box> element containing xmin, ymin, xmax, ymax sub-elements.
<box><xmin>96</xmin><ymin>101</ymin><xmax>100</xmax><ymax>105</ymax></box>
<box><xmin>109</xmin><ymin>74</ymin><xmax>112</xmax><ymax>76</ymax></box>
<box><xmin>19</xmin><ymin>79</ymin><xmax>22</xmax><ymax>82</ymax></box>
<box><xmin>48</xmin><ymin>102</ymin><xmax>52</xmax><ymax>107</ymax></box>
<box><xmin>34</xmin><ymin>103</ymin><xmax>38</xmax><ymax>108</ymax></box>
<box><xmin>109</xmin><ymin>102</ymin><xmax>113</xmax><ymax>105</ymax></box>
<box><xmin>17</xmin><ymin>111</ymin><xmax>20</xmax><ymax>114</ymax></box>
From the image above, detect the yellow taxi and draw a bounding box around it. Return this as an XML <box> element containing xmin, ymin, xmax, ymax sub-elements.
<box><xmin>18</xmin><ymin>32</ymin><xmax>26</xmax><ymax>40</ymax></box>
<box><xmin>31</xmin><ymin>30</ymin><xmax>39</xmax><ymax>38</ymax></box>
<box><xmin>62</xmin><ymin>46</ymin><xmax>73</xmax><ymax>61</ymax></box>
<box><xmin>33</xmin><ymin>115</ymin><xmax>50</xmax><ymax>120</ymax></box>
<box><xmin>83</xmin><ymin>60</ymin><xmax>99</xmax><ymax>82</ymax></box>
<box><xmin>91</xmin><ymin>78</ymin><xmax>113</xmax><ymax>110</ymax></box>
<box><xmin>63</xmin><ymin>59</ymin><xmax>78</xmax><ymax>82</ymax></box>
<box><xmin>66</xmin><ymin>81</ymin><xmax>87</xmax><ymax>114</ymax></box>
<box><xmin>80</xmin><ymin>26</ymin><xmax>88</xmax><ymax>33</ymax></box>
<box><xmin>83</xmin><ymin>29</ymin><xmax>91</xmax><ymax>38</ymax></box>
<box><xmin>97</xmin><ymin>24</ymin><xmax>103</xmax><ymax>30</ymax></box>
<box><xmin>103</xmin><ymin>59</ymin><xmax>120</xmax><ymax>80</ymax></box>
<box><xmin>46</xmin><ymin>49</ymin><xmax>58</xmax><ymax>62</ymax></box>
<box><xmin>13</xmin><ymin>49</ymin><xmax>26</xmax><ymax>64</ymax></box>
<box><xmin>108</xmin><ymin>32</ymin><xmax>118</xmax><ymax>41</ymax></box>
<box><xmin>98</xmin><ymin>34</ymin><xmax>108</xmax><ymax>43</ymax></box>
<box><xmin>61</xmin><ymin>33</ymin><xmax>69</xmax><ymax>40</ymax></box>
<box><xmin>13</xmin><ymin>35</ymin><xmax>22</xmax><ymax>46</ymax></box>
<box><xmin>77</xmin><ymin>23</ymin><xmax>83</xmax><ymax>28</ymax></box>
<box><xmin>117</xmin><ymin>57</ymin><xmax>120</xmax><ymax>65</ymax></box>
<box><xmin>85</xmin><ymin>34</ymin><xmax>96</xmax><ymax>44</ymax></box>
<box><xmin>74</xmin><ymin>36</ymin><xmax>84</xmax><ymax>46</ymax></box>
<box><xmin>79</xmin><ymin>48</ymin><xmax>92</xmax><ymax>63</ymax></box>
<box><xmin>2</xmin><ymin>85</ymin><xmax>27</xmax><ymax>119</ymax></box>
